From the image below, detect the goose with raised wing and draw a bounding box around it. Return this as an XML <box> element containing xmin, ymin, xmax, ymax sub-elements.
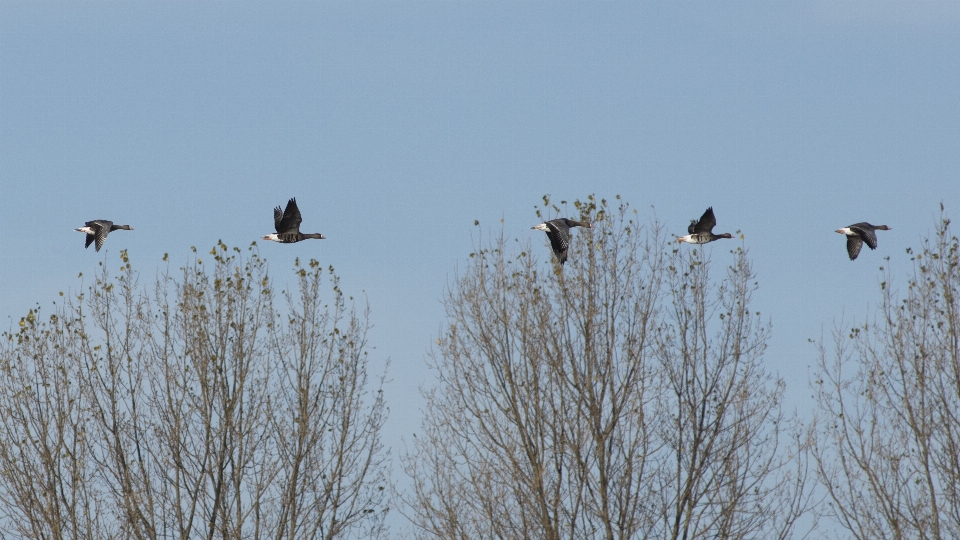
<box><xmin>262</xmin><ymin>198</ymin><xmax>326</xmax><ymax>243</ymax></box>
<box><xmin>75</xmin><ymin>220</ymin><xmax>133</xmax><ymax>252</ymax></box>
<box><xmin>676</xmin><ymin>207</ymin><xmax>733</xmax><ymax>244</ymax></box>
<box><xmin>531</xmin><ymin>218</ymin><xmax>592</xmax><ymax>265</ymax></box>
<box><xmin>835</xmin><ymin>222</ymin><xmax>890</xmax><ymax>260</ymax></box>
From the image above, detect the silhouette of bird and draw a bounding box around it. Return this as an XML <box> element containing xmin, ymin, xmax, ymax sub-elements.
<box><xmin>835</xmin><ymin>222</ymin><xmax>890</xmax><ymax>260</ymax></box>
<box><xmin>262</xmin><ymin>198</ymin><xmax>325</xmax><ymax>243</ymax></box>
<box><xmin>74</xmin><ymin>220</ymin><xmax>133</xmax><ymax>252</ymax></box>
<box><xmin>675</xmin><ymin>207</ymin><xmax>733</xmax><ymax>244</ymax></box>
<box><xmin>531</xmin><ymin>218</ymin><xmax>592</xmax><ymax>265</ymax></box>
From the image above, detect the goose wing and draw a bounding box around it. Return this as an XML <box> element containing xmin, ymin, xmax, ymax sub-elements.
<box><xmin>94</xmin><ymin>228</ymin><xmax>110</xmax><ymax>251</ymax></box>
<box><xmin>85</xmin><ymin>221</ymin><xmax>113</xmax><ymax>252</ymax></box>
<box><xmin>273</xmin><ymin>206</ymin><xmax>284</xmax><ymax>233</ymax></box>
<box><xmin>846</xmin><ymin>235</ymin><xmax>864</xmax><ymax>260</ymax></box>
<box><xmin>276</xmin><ymin>198</ymin><xmax>303</xmax><ymax>234</ymax></box>
<box><xmin>849</xmin><ymin>223</ymin><xmax>878</xmax><ymax>250</ymax></box>
<box><xmin>692</xmin><ymin>207</ymin><xmax>717</xmax><ymax>234</ymax></box>
<box><xmin>546</xmin><ymin>221</ymin><xmax>572</xmax><ymax>264</ymax></box>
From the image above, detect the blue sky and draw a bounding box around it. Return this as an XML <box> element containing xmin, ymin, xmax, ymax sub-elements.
<box><xmin>2</xmin><ymin>0</ymin><xmax>959</xmax><ymax>515</ymax></box>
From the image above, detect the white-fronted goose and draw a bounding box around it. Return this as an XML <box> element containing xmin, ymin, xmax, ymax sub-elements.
<box><xmin>676</xmin><ymin>207</ymin><xmax>733</xmax><ymax>244</ymax></box>
<box><xmin>531</xmin><ymin>218</ymin><xmax>592</xmax><ymax>265</ymax></box>
<box><xmin>836</xmin><ymin>222</ymin><xmax>890</xmax><ymax>260</ymax></box>
<box><xmin>75</xmin><ymin>220</ymin><xmax>133</xmax><ymax>252</ymax></box>
<box><xmin>262</xmin><ymin>198</ymin><xmax>325</xmax><ymax>243</ymax></box>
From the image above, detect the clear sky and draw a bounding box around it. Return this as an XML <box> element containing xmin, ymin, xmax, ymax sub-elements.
<box><xmin>2</xmin><ymin>0</ymin><xmax>959</xmax><ymax>524</ymax></box>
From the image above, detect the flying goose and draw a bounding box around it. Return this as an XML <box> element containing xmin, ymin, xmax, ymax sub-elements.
<box><xmin>836</xmin><ymin>222</ymin><xmax>890</xmax><ymax>260</ymax></box>
<box><xmin>262</xmin><ymin>198</ymin><xmax>325</xmax><ymax>243</ymax></box>
<box><xmin>531</xmin><ymin>218</ymin><xmax>592</xmax><ymax>265</ymax></box>
<box><xmin>75</xmin><ymin>220</ymin><xmax>133</xmax><ymax>252</ymax></box>
<box><xmin>676</xmin><ymin>207</ymin><xmax>733</xmax><ymax>244</ymax></box>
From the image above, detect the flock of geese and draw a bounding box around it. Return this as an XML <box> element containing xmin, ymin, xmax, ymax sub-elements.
<box><xmin>531</xmin><ymin>206</ymin><xmax>890</xmax><ymax>264</ymax></box>
<box><xmin>673</xmin><ymin>206</ymin><xmax>891</xmax><ymax>262</ymax></box>
<box><xmin>75</xmin><ymin>199</ymin><xmax>891</xmax><ymax>265</ymax></box>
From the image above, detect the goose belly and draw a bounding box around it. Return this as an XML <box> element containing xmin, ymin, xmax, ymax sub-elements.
<box><xmin>678</xmin><ymin>234</ymin><xmax>711</xmax><ymax>244</ymax></box>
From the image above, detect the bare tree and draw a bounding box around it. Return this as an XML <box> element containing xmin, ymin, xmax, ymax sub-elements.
<box><xmin>0</xmin><ymin>244</ymin><xmax>388</xmax><ymax>540</ymax></box>
<box><xmin>402</xmin><ymin>196</ymin><xmax>810</xmax><ymax>540</ymax></box>
<box><xmin>811</xmin><ymin>206</ymin><xmax>960</xmax><ymax>540</ymax></box>
<box><xmin>655</xmin><ymin>246</ymin><xmax>813</xmax><ymax>540</ymax></box>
